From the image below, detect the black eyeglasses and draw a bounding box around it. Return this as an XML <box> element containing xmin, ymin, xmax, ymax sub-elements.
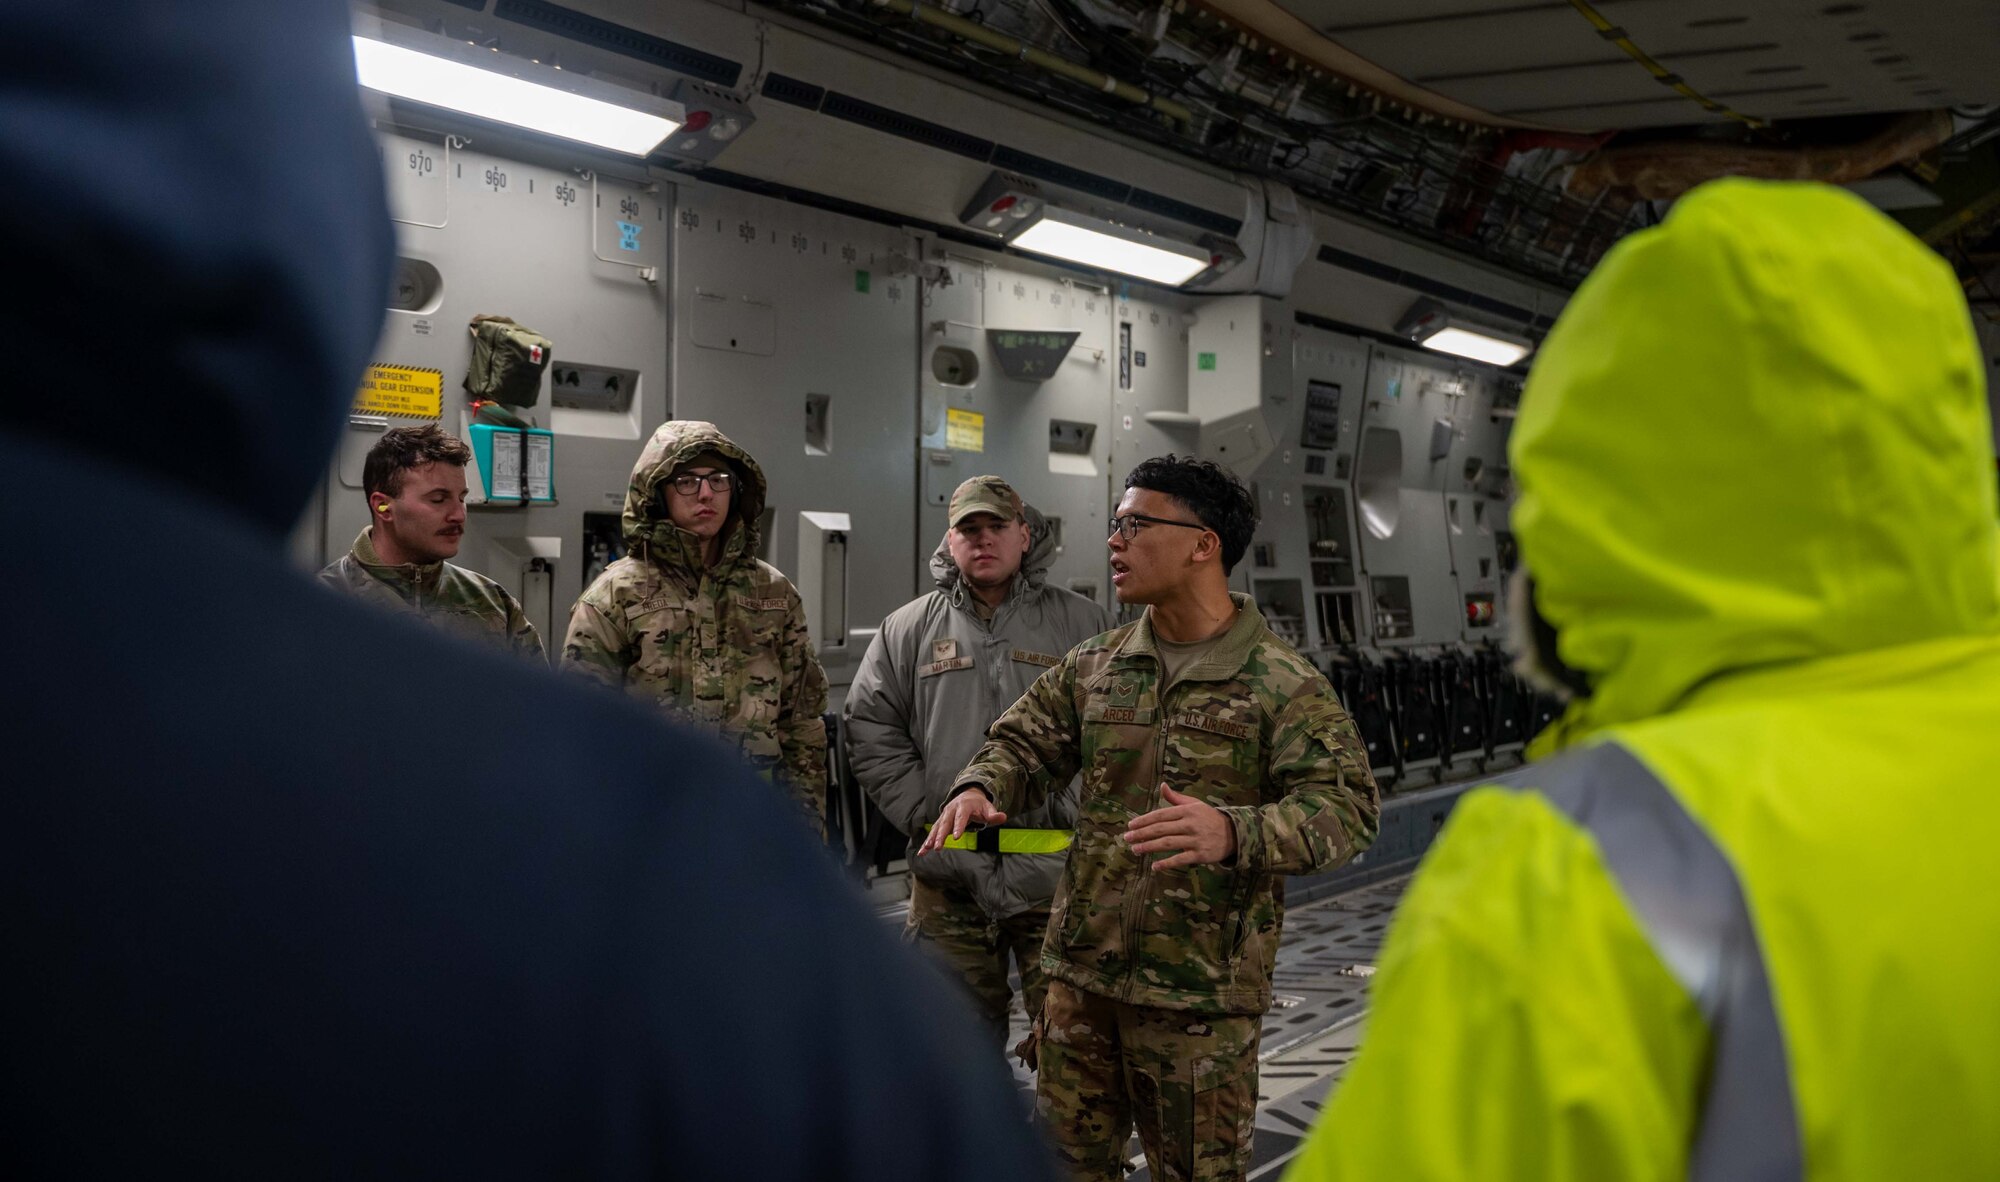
<box><xmin>1108</xmin><ymin>512</ymin><xmax>1207</xmax><ymax>541</ymax></box>
<box><xmin>668</xmin><ymin>471</ymin><xmax>733</xmax><ymax>496</ymax></box>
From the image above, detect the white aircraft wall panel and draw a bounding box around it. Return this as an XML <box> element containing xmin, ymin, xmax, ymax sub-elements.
<box><xmin>1352</xmin><ymin>345</ymin><xmax>1477</xmax><ymax>648</ymax></box>
<box><xmin>316</xmin><ymin>126</ymin><xmax>670</xmax><ymax>657</ymax></box>
<box><xmin>1186</xmin><ymin>295</ymin><xmax>1291</xmax><ymax>477</ymax></box>
<box><xmin>917</xmin><ymin>244</ymin><xmax>1116</xmax><ymax>611</ymax></box>
<box><xmin>1110</xmin><ymin>291</ymin><xmax>1202</xmax><ymax>474</ymax></box>
<box><xmin>670</xmin><ymin>179</ymin><xmax>919</xmax><ymax>688</ymax></box>
<box><xmin>1108</xmin><ymin>288</ymin><xmax>1201</xmax><ymax>623</ymax></box>
<box><xmin>1232</xmin><ymin>320</ymin><xmax>1376</xmax><ymax>656</ymax></box>
<box><xmin>1240</xmin><ymin>323</ymin><xmax>1373</xmax><ymax>653</ymax></box>
<box><xmin>1440</xmin><ymin>373</ymin><xmax>1517</xmax><ymax>643</ymax></box>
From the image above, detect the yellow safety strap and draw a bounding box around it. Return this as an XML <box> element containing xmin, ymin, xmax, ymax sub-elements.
<box><xmin>926</xmin><ymin>826</ymin><xmax>1075</xmax><ymax>854</ymax></box>
<box><xmin>1565</xmin><ymin>0</ymin><xmax>1768</xmax><ymax>129</ymax></box>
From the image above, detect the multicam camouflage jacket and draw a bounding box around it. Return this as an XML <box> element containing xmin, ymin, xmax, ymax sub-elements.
<box><xmin>562</xmin><ymin>421</ymin><xmax>829</xmax><ymax>833</ymax></box>
<box><xmin>955</xmin><ymin>594</ymin><xmax>1379</xmax><ymax>1015</ymax></box>
<box><xmin>319</xmin><ymin>528</ymin><xmax>546</xmax><ymax>662</ymax></box>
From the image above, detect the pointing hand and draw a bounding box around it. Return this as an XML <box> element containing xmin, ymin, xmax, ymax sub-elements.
<box><xmin>919</xmin><ymin>788</ymin><xmax>1008</xmax><ymax>855</ymax></box>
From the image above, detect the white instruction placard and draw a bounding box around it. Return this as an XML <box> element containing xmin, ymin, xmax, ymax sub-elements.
<box><xmin>526</xmin><ymin>432</ymin><xmax>553</xmax><ymax>500</ymax></box>
<box><xmin>489</xmin><ymin>435</ymin><xmax>521</xmax><ymax>499</ymax></box>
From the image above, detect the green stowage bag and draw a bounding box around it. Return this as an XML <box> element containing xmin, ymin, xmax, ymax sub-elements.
<box><xmin>464</xmin><ymin>314</ymin><xmax>552</xmax><ymax>406</ymax></box>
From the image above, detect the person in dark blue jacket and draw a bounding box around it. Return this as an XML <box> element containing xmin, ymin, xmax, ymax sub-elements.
<box><xmin>0</xmin><ymin>3</ymin><xmax>1053</xmax><ymax>1177</ymax></box>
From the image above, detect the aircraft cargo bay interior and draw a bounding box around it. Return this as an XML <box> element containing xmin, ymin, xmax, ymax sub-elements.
<box><xmin>11</xmin><ymin>1</ymin><xmax>2000</xmax><ymax>1177</ymax></box>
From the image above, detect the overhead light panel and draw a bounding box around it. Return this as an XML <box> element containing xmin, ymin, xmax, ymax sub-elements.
<box><xmin>352</xmin><ymin>31</ymin><xmax>682</xmax><ymax>156</ymax></box>
<box><xmin>1422</xmin><ymin>326</ymin><xmax>1533</xmax><ymax>367</ymax></box>
<box><xmin>1010</xmin><ymin>207</ymin><xmax>1215</xmax><ymax>287</ymax></box>
<box><xmin>959</xmin><ymin>172</ymin><xmax>1226</xmax><ymax>288</ymax></box>
<box><xmin>1395</xmin><ymin>298</ymin><xmax>1534</xmax><ymax>368</ymax></box>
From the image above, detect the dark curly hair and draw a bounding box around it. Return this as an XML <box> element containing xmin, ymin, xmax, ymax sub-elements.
<box><xmin>1124</xmin><ymin>454</ymin><xmax>1259</xmax><ymax>574</ymax></box>
<box><xmin>363</xmin><ymin>424</ymin><xmax>472</xmax><ymax>502</ymax></box>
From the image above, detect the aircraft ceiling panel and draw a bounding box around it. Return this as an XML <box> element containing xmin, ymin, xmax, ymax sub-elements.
<box><xmin>1267</xmin><ymin>0</ymin><xmax>2000</xmax><ymax>129</ymax></box>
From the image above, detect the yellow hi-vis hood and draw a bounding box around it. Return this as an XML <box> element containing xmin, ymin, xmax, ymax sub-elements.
<box><xmin>1513</xmin><ymin>178</ymin><xmax>1999</xmax><ymax>752</ymax></box>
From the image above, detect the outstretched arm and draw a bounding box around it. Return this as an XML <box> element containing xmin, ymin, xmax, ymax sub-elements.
<box><xmin>922</xmin><ymin>661</ymin><xmax>1082</xmax><ymax>854</ymax></box>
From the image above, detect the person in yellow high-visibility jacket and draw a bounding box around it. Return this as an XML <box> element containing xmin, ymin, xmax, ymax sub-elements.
<box><xmin>1285</xmin><ymin>178</ymin><xmax>2000</xmax><ymax>1181</ymax></box>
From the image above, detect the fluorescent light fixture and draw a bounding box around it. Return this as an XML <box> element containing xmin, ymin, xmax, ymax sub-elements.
<box><xmin>1395</xmin><ymin>297</ymin><xmax>1534</xmax><ymax>367</ymax></box>
<box><xmin>352</xmin><ymin>33</ymin><xmax>681</xmax><ymax>156</ymax></box>
<box><xmin>957</xmin><ymin>175</ymin><xmax>1223</xmax><ymax>287</ymax></box>
<box><xmin>1009</xmin><ymin>206</ymin><xmax>1214</xmax><ymax>287</ymax></box>
<box><xmin>1421</xmin><ymin>326</ymin><xmax>1533</xmax><ymax>367</ymax></box>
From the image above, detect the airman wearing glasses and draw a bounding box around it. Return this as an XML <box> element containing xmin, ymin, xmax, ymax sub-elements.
<box><xmin>563</xmin><ymin>420</ymin><xmax>830</xmax><ymax>836</ymax></box>
<box><xmin>923</xmin><ymin>454</ymin><xmax>1379</xmax><ymax>1182</ymax></box>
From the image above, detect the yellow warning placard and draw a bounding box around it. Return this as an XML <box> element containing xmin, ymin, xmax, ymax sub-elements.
<box><xmin>947</xmin><ymin>407</ymin><xmax>985</xmax><ymax>453</ymax></box>
<box><xmin>354</xmin><ymin>364</ymin><xmax>444</xmax><ymax>418</ymax></box>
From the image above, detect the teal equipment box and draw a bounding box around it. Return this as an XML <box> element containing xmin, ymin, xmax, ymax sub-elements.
<box><xmin>469</xmin><ymin>423</ymin><xmax>557</xmax><ymax>505</ymax></box>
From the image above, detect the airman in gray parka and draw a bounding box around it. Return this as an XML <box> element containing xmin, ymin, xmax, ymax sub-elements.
<box><xmin>844</xmin><ymin>477</ymin><xmax>1110</xmax><ymax>1057</ymax></box>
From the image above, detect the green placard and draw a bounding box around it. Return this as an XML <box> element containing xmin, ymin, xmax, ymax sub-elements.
<box><xmin>1197</xmin><ymin>352</ymin><xmax>1217</xmax><ymax>371</ymax></box>
<box><xmin>855</xmin><ymin>269</ymin><xmax>871</xmax><ymax>293</ymax></box>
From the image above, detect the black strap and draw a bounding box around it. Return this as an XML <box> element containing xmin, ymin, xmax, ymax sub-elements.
<box><xmin>516</xmin><ymin>427</ymin><xmax>530</xmax><ymax>507</ymax></box>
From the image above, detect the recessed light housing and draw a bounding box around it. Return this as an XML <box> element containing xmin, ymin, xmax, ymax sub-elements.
<box><xmin>352</xmin><ymin>28</ymin><xmax>683</xmax><ymax>156</ymax></box>
<box><xmin>958</xmin><ymin>172</ymin><xmax>1234</xmax><ymax>288</ymax></box>
<box><xmin>1395</xmin><ymin>298</ymin><xmax>1535</xmax><ymax>367</ymax></box>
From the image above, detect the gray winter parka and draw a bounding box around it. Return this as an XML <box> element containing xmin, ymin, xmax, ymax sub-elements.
<box><xmin>844</xmin><ymin>506</ymin><xmax>1111</xmax><ymax>920</ymax></box>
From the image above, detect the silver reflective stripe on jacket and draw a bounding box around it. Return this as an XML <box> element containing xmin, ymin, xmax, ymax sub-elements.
<box><xmin>1489</xmin><ymin>742</ymin><xmax>1803</xmax><ymax>1181</ymax></box>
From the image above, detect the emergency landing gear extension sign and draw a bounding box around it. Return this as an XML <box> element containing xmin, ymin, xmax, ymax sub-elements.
<box><xmin>354</xmin><ymin>364</ymin><xmax>444</xmax><ymax>419</ymax></box>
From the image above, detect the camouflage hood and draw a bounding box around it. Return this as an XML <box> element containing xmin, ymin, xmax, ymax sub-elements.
<box><xmin>622</xmin><ymin>420</ymin><xmax>769</xmax><ymax>577</ymax></box>
<box><xmin>928</xmin><ymin>502</ymin><xmax>1058</xmax><ymax>603</ymax></box>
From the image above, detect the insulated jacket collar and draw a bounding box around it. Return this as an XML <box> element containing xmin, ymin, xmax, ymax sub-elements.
<box><xmin>929</xmin><ymin>502</ymin><xmax>1056</xmax><ymax>610</ymax></box>
<box><xmin>349</xmin><ymin>526</ymin><xmax>442</xmax><ymax>599</ymax></box>
<box><xmin>1115</xmin><ymin>593</ymin><xmax>1266</xmax><ymax>684</ymax></box>
<box><xmin>1512</xmin><ymin>179</ymin><xmax>2000</xmax><ymax>752</ymax></box>
<box><xmin>620</xmin><ymin>420</ymin><xmax>769</xmax><ymax>580</ymax></box>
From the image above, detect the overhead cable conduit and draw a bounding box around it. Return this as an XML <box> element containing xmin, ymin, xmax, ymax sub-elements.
<box><xmin>865</xmin><ymin>0</ymin><xmax>1193</xmax><ymax>130</ymax></box>
<box><xmin>1567</xmin><ymin>109</ymin><xmax>1956</xmax><ymax>201</ymax></box>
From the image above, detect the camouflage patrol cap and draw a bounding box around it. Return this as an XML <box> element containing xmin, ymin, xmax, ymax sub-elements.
<box><xmin>672</xmin><ymin>449</ymin><xmax>734</xmax><ymax>476</ymax></box>
<box><xmin>949</xmin><ymin>476</ymin><xmax>1023</xmax><ymax>527</ymax></box>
